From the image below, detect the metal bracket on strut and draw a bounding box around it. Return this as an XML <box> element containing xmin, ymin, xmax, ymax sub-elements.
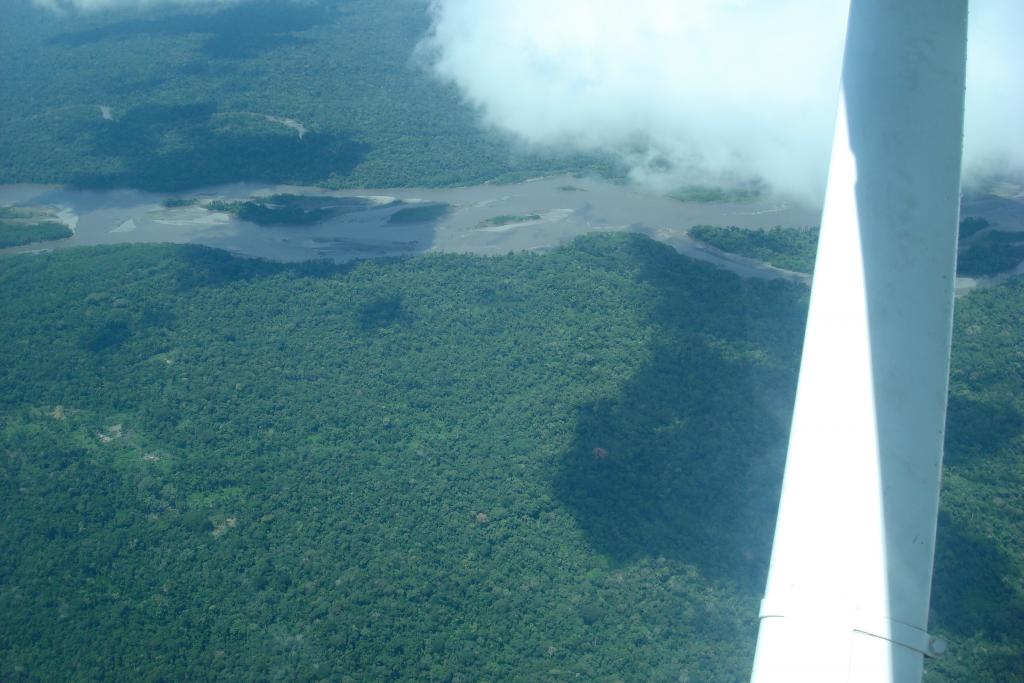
<box><xmin>759</xmin><ymin>599</ymin><xmax>948</xmax><ymax>659</ymax></box>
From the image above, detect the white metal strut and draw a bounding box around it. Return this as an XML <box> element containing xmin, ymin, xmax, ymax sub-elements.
<box><xmin>751</xmin><ymin>1</ymin><xmax>969</xmax><ymax>681</ymax></box>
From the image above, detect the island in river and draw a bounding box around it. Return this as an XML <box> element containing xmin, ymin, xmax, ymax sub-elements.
<box><xmin>2</xmin><ymin>174</ymin><xmax>1021</xmax><ymax>290</ymax></box>
<box><xmin>0</xmin><ymin>176</ymin><xmax>818</xmax><ymax>279</ymax></box>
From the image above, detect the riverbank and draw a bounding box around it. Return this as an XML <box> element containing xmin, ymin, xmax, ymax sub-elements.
<box><xmin>0</xmin><ymin>176</ymin><xmax>822</xmax><ymax>280</ymax></box>
<box><xmin>2</xmin><ymin>174</ymin><xmax>1021</xmax><ymax>291</ymax></box>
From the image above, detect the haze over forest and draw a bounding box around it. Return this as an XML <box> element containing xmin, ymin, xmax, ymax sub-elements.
<box><xmin>1</xmin><ymin>1</ymin><xmax>1022</xmax><ymax>682</ymax></box>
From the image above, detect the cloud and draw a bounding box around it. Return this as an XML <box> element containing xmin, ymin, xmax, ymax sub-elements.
<box><xmin>33</xmin><ymin>0</ymin><xmax>1022</xmax><ymax>197</ymax></box>
<box><xmin>423</xmin><ymin>0</ymin><xmax>1024</xmax><ymax>201</ymax></box>
<box><xmin>963</xmin><ymin>0</ymin><xmax>1024</xmax><ymax>183</ymax></box>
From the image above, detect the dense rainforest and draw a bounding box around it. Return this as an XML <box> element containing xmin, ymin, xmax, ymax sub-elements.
<box><xmin>0</xmin><ymin>207</ymin><xmax>73</xmax><ymax>249</ymax></box>
<box><xmin>690</xmin><ymin>219</ymin><xmax>1024</xmax><ymax>278</ymax></box>
<box><xmin>0</xmin><ymin>0</ymin><xmax>624</xmax><ymax>192</ymax></box>
<box><xmin>1</xmin><ymin>0</ymin><xmax>1022</xmax><ymax>680</ymax></box>
<box><xmin>688</xmin><ymin>225</ymin><xmax>820</xmax><ymax>274</ymax></box>
<box><xmin>957</xmin><ymin>229</ymin><xmax>1024</xmax><ymax>277</ymax></box>
<box><xmin>1</xmin><ymin>234</ymin><xmax>1022</xmax><ymax>681</ymax></box>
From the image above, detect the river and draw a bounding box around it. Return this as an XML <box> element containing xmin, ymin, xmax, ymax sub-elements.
<box><xmin>0</xmin><ymin>175</ymin><xmax>824</xmax><ymax>282</ymax></box>
<box><xmin>2</xmin><ymin>175</ymin><xmax>1020</xmax><ymax>288</ymax></box>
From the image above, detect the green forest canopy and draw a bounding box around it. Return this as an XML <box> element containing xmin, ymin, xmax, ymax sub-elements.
<box><xmin>0</xmin><ymin>207</ymin><xmax>73</xmax><ymax>249</ymax></box>
<box><xmin>0</xmin><ymin>0</ymin><xmax>624</xmax><ymax>192</ymax></box>
<box><xmin>689</xmin><ymin>225</ymin><xmax>820</xmax><ymax>274</ymax></box>
<box><xmin>690</xmin><ymin>220</ymin><xmax>1024</xmax><ymax>278</ymax></box>
<box><xmin>1</xmin><ymin>234</ymin><xmax>1021</xmax><ymax>681</ymax></box>
<box><xmin>1</xmin><ymin>0</ymin><xmax>1021</xmax><ymax>679</ymax></box>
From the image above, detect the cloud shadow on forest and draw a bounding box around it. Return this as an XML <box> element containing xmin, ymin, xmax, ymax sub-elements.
<box><xmin>944</xmin><ymin>391</ymin><xmax>1024</xmax><ymax>467</ymax></box>
<box><xmin>551</xmin><ymin>236</ymin><xmax>807</xmax><ymax>594</ymax></box>
<box><xmin>930</xmin><ymin>511</ymin><xmax>1024</xmax><ymax>643</ymax></box>
<box><xmin>168</xmin><ymin>243</ymin><xmax>354</xmax><ymax>294</ymax></box>
<box><xmin>546</xmin><ymin>235</ymin><xmax>1023</xmax><ymax>662</ymax></box>
<box><xmin>68</xmin><ymin>102</ymin><xmax>369</xmax><ymax>192</ymax></box>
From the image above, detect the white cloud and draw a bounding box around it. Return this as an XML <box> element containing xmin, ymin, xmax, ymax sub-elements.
<box><xmin>963</xmin><ymin>0</ymin><xmax>1024</xmax><ymax>183</ymax></box>
<box><xmin>423</xmin><ymin>0</ymin><xmax>1024</xmax><ymax>201</ymax></box>
<box><xmin>33</xmin><ymin>0</ymin><xmax>1023</xmax><ymax>197</ymax></box>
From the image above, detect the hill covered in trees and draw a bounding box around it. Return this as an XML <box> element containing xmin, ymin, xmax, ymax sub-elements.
<box><xmin>1</xmin><ymin>235</ymin><xmax>1021</xmax><ymax>681</ymax></box>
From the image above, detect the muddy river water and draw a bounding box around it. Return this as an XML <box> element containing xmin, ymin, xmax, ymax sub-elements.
<box><xmin>2</xmin><ymin>174</ymin><xmax>1020</xmax><ymax>287</ymax></box>
<box><xmin>0</xmin><ymin>176</ymin><xmax>822</xmax><ymax>280</ymax></box>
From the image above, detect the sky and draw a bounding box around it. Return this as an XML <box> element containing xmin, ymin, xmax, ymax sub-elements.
<box><xmin>33</xmin><ymin>0</ymin><xmax>1024</xmax><ymax>201</ymax></box>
